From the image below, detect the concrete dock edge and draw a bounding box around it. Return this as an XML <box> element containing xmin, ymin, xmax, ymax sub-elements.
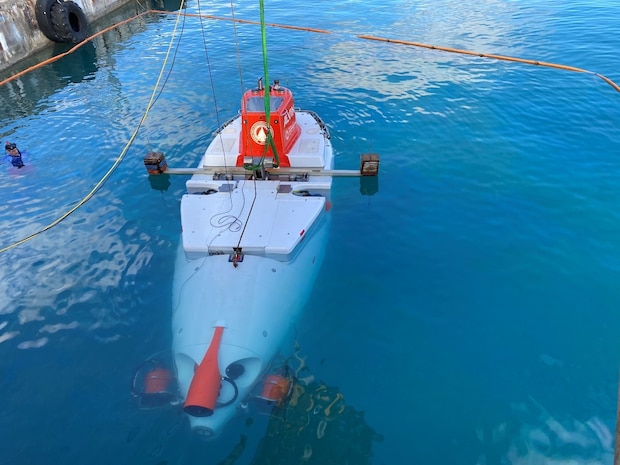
<box><xmin>0</xmin><ymin>0</ymin><xmax>159</xmax><ymax>74</ymax></box>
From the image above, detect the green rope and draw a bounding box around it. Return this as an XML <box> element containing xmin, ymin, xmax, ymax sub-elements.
<box><xmin>259</xmin><ymin>0</ymin><xmax>270</xmax><ymax>123</ymax></box>
<box><xmin>259</xmin><ymin>0</ymin><xmax>280</xmax><ymax>168</ymax></box>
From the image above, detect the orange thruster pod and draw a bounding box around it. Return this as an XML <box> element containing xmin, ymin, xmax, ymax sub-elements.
<box><xmin>260</xmin><ymin>374</ymin><xmax>292</xmax><ymax>404</ymax></box>
<box><xmin>144</xmin><ymin>368</ymin><xmax>173</xmax><ymax>394</ymax></box>
<box><xmin>132</xmin><ymin>361</ymin><xmax>178</xmax><ymax>409</ymax></box>
<box><xmin>144</xmin><ymin>151</ymin><xmax>168</xmax><ymax>175</ymax></box>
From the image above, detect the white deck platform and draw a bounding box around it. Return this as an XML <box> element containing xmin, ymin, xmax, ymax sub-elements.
<box><xmin>181</xmin><ymin>180</ymin><xmax>325</xmax><ymax>258</ymax></box>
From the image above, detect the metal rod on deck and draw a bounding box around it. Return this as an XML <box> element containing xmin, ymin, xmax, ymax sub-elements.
<box><xmin>163</xmin><ymin>167</ymin><xmax>366</xmax><ymax>177</ymax></box>
<box><xmin>144</xmin><ymin>154</ymin><xmax>379</xmax><ymax>178</ymax></box>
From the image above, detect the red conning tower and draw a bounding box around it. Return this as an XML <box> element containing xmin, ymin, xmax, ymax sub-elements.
<box><xmin>237</xmin><ymin>79</ymin><xmax>301</xmax><ymax>168</ymax></box>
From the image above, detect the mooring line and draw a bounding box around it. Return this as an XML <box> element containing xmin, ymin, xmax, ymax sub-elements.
<box><xmin>357</xmin><ymin>34</ymin><xmax>620</xmax><ymax>93</ymax></box>
<box><xmin>2</xmin><ymin>10</ymin><xmax>617</xmax><ymax>93</ymax></box>
<box><xmin>149</xmin><ymin>10</ymin><xmax>620</xmax><ymax>93</ymax></box>
<box><xmin>150</xmin><ymin>10</ymin><xmax>332</xmax><ymax>35</ymax></box>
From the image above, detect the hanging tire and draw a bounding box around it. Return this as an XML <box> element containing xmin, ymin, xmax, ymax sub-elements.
<box><xmin>35</xmin><ymin>0</ymin><xmax>89</xmax><ymax>44</ymax></box>
<box><xmin>35</xmin><ymin>0</ymin><xmax>62</xmax><ymax>42</ymax></box>
<box><xmin>50</xmin><ymin>1</ymin><xmax>89</xmax><ymax>43</ymax></box>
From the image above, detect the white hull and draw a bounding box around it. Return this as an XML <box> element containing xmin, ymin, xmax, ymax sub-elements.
<box><xmin>170</xmin><ymin>103</ymin><xmax>333</xmax><ymax>436</ymax></box>
<box><xmin>172</xmin><ymin>213</ymin><xmax>329</xmax><ymax>434</ymax></box>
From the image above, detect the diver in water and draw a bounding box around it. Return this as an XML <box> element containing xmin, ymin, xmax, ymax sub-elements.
<box><xmin>5</xmin><ymin>142</ymin><xmax>24</xmax><ymax>168</ymax></box>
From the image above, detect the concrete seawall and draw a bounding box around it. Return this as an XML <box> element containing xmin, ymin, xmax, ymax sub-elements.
<box><xmin>0</xmin><ymin>0</ymin><xmax>177</xmax><ymax>74</ymax></box>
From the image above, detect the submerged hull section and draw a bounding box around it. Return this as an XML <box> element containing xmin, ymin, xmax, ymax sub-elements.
<box><xmin>172</xmin><ymin>215</ymin><xmax>329</xmax><ymax>435</ymax></box>
<box><xmin>170</xmin><ymin>92</ymin><xmax>334</xmax><ymax>436</ymax></box>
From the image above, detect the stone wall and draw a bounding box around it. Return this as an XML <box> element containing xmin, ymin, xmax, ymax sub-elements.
<box><xmin>0</xmin><ymin>0</ymin><xmax>148</xmax><ymax>73</ymax></box>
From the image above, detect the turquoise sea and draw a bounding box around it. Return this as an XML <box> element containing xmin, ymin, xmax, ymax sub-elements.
<box><xmin>1</xmin><ymin>1</ymin><xmax>620</xmax><ymax>463</ymax></box>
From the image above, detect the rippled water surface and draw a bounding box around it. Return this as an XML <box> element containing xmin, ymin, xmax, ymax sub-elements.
<box><xmin>1</xmin><ymin>1</ymin><xmax>620</xmax><ymax>464</ymax></box>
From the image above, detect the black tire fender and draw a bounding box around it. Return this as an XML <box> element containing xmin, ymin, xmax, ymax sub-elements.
<box><xmin>50</xmin><ymin>1</ymin><xmax>89</xmax><ymax>44</ymax></box>
<box><xmin>35</xmin><ymin>0</ymin><xmax>62</xmax><ymax>42</ymax></box>
<box><xmin>35</xmin><ymin>0</ymin><xmax>89</xmax><ymax>44</ymax></box>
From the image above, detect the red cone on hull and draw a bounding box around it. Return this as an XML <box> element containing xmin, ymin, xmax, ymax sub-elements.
<box><xmin>183</xmin><ymin>326</ymin><xmax>225</xmax><ymax>417</ymax></box>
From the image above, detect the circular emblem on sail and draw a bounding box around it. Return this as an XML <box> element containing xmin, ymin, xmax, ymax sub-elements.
<box><xmin>250</xmin><ymin>121</ymin><xmax>272</xmax><ymax>145</ymax></box>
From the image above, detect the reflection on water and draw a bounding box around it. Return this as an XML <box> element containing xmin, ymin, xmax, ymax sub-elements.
<box><xmin>0</xmin><ymin>0</ymin><xmax>186</xmax><ymax>122</ymax></box>
<box><xmin>0</xmin><ymin>43</ymin><xmax>98</xmax><ymax>122</ymax></box>
<box><xmin>0</xmin><ymin>201</ymin><xmax>159</xmax><ymax>348</ymax></box>
<box><xmin>0</xmin><ymin>1</ymin><xmax>619</xmax><ymax>464</ymax></box>
<box><xmin>476</xmin><ymin>398</ymin><xmax>614</xmax><ymax>465</ymax></box>
<box><xmin>299</xmin><ymin>0</ymin><xmax>528</xmax><ymax>105</ymax></box>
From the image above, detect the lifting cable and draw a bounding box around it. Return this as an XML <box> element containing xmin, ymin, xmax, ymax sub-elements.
<box><xmin>196</xmin><ymin>0</ymin><xmax>227</xmax><ymax>161</ymax></box>
<box><xmin>259</xmin><ymin>0</ymin><xmax>280</xmax><ymax>168</ymax></box>
<box><xmin>1</xmin><ymin>9</ymin><xmax>618</xmax><ymax>253</ymax></box>
<box><xmin>234</xmin><ymin>0</ymin><xmax>278</xmax><ymax>258</ymax></box>
<box><xmin>259</xmin><ymin>0</ymin><xmax>280</xmax><ymax>169</ymax></box>
<box><xmin>242</xmin><ymin>0</ymin><xmax>281</xmax><ymax>172</ymax></box>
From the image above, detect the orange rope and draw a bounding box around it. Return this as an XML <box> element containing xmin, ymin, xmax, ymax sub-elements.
<box><xmin>357</xmin><ymin>34</ymin><xmax>620</xmax><ymax>93</ymax></box>
<box><xmin>155</xmin><ymin>12</ymin><xmax>620</xmax><ymax>94</ymax></box>
<box><xmin>0</xmin><ymin>11</ymin><xmax>151</xmax><ymax>87</ymax></box>
<box><xmin>150</xmin><ymin>10</ymin><xmax>332</xmax><ymax>34</ymax></box>
<box><xmin>595</xmin><ymin>73</ymin><xmax>620</xmax><ymax>93</ymax></box>
<box><xmin>2</xmin><ymin>9</ymin><xmax>618</xmax><ymax>94</ymax></box>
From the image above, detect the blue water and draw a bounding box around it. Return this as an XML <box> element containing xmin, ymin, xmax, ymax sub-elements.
<box><xmin>1</xmin><ymin>1</ymin><xmax>620</xmax><ymax>463</ymax></box>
